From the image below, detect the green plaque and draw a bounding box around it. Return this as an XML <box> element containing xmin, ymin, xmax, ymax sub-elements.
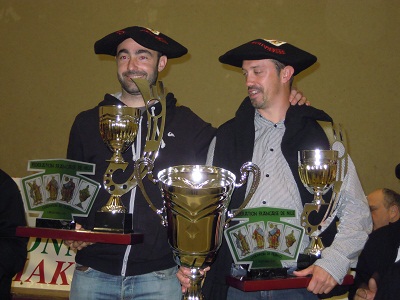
<box><xmin>20</xmin><ymin>159</ymin><xmax>100</xmax><ymax>227</ymax></box>
<box><xmin>225</xmin><ymin>207</ymin><xmax>304</xmax><ymax>269</ymax></box>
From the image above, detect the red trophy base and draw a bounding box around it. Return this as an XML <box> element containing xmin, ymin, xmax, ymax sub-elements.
<box><xmin>16</xmin><ymin>226</ymin><xmax>143</xmax><ymax>245</ymax></box>
<box><xmin>226</xmin><ymin>274</ymin><xmax>354</xmax><ymax>291</ymax></box>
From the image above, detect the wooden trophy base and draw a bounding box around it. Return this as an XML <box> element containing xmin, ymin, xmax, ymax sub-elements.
<box><xmin>226</xmin><ymin>273</ymin><xmax>354</xmax><ymax>291</ymax></box>
<box><xmin>16</xmin><ymin>226</ymin><xmax>143</xmax><ymax>245</ymax></box>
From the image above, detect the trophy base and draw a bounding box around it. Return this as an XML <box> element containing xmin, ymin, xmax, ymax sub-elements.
<box><xmin>226</xmin><ymin>274</ymin><xmax>354</xmax><ymax>291</ymax></box>
<box><xmin>247</xmin><ymin>268</ymin><xmax>288</xmax><ymax>279</ymax></box>
<box><xmin>16</xmin><ymin>226</ymin><xmax>144</xmax><ymax>245</ymax></box>
<box><xmin>93</xmin><ymin>211</ymin><xmax>133</xmax><ymax>233</ymax></box>
<box><xmin>36</xmin><ymin>218</ymin><xmax>76</xmax><ymax>230</ymax></box>
<box><xmin>296</xmin><ymin>253</ymin><xmax>318</xmax><ymax>270</ymax></box>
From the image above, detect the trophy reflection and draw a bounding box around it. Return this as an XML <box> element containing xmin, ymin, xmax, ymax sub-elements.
<box><xmin>138</xmin><ymin>162</ymin><xmax>260</xmax><ymax>300</ymax></box>
<box><xmin>298</xmin><ymin>149</ymin><xmax>338</xmax><ymax>257</ymax></box>
<box><xmin>94</xmin><ymin>79</ymin><xmax>166</xmax><ymax>233</ymax></box>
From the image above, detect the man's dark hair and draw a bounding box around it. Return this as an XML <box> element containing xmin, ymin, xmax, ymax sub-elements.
<box><xmin>382</xmin><ymin>188</ymin><xmax>400</xmax><ymax>209</ymax></box>
<box><xmin>271</xmin><ymin>59</ymin><xmax>294</xmax><ymax>87</ymax></box>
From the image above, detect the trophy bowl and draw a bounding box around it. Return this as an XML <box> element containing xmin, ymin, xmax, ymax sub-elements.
<box><xmin>298</xmin><ymin>149</ymin><xmax>338</xmax><ymax>205</ymax></box>
<box><xmin>298</xmin><ymin>149</ymin><xmax>338</xmax><ymax>257</ymax></box>
<box><xmin>99</xmin><ymin>105</ymin><xmax>141</xmax><ymax>164</ymax></box>
<box><xmin>156</xmin><ymin>163</ymin><xmax>260</xmax><ymax>300</ymax></box>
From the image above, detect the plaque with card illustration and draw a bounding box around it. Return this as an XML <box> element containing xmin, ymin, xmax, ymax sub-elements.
<box><xmin>224</xmin><ymin>206</ymin><xmax>354</xmax><ymax>291</ymax></box>
<box><xmin>15</xmin><ymin>158</ymin><xmax>143</xmax><ymax>245</ymax></box>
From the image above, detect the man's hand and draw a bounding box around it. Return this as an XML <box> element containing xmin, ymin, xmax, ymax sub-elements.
<box><xmin>354</xmin><ymin>278</ymin><xmax>377</xmax><ymax>300</ymax></box>
<box><xmin>176</xmin><ymin>266</ymin><xmax>210</xmax><ymax>293</ymax></box>
<box><xmin>293</xmin><ymin>265</ymin><xmax>337</xmax><ymax>295</ymax></box>
<box><xmin>289</xmin><ymin>88</ymin><xmax>310</xmax><ymax>106</ymax></box>
<box><xmin>63</xmin><ymin>223</ymin><xmax>94</xmax><ymax>251</ymax></box>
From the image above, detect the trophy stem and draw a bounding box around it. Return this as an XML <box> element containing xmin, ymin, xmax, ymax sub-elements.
<box><xmin>303</xmin><ymin>236</ymin><xmax>324</xmax><ymax>258</ymax></box>
<box><xmin>110</xmin><ymin>150</ymin><xmax>125</xmax><ymax>164</ymax></box>
<box><xmin>182</xmin><ymin>268</ymin><xmax>204</xmax><ymax>300</ymax></box>
<box><xmin>100</xmin><ymin>195</ymin><xmax>127</xmax><ymax>213</ymax></box>
<box><xmin>312</xmin><ymin>189</ymin><xmax>325</xmax><ymax>205</ymax></box>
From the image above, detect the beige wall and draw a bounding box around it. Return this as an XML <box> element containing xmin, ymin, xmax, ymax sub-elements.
<box><xmin>1</xmin><ymin>0</ymin><xmax>399</xmax><ymax>195</ymax></box>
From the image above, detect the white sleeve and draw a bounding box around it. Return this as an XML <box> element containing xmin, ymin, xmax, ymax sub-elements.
<box><xmin>314</xmin><ymin>155</ymin><xmax>373</xmax><ymax>283</ymax></box>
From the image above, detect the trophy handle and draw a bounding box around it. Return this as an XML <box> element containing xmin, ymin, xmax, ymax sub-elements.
<box><xmin>135</xmin><ymin>157</ymin><xmax>167</xmax><ymax>226</ymax></box>
<box><xmin>135</xmin><ymin>79</ymin><xmax>167</xmax><ymax>173</ymax></box>
<box><xmin>318</xmin><ymin>121</ymin><xmax>348</xmax><ymax>183</ymax></box>
<box><xmin>225</xmin><ymin>162</ymin><xmax>261</xmax><ymax>225</ymax></box>
<box><xmin>103</xmin><ymin>79</ymin><xmax>166</xmax><ymax>208</ymax></box>
<box><xmin>312</xmin><ymin>122</ymin><xmax>348</xmax><ymax>231</ymax></box>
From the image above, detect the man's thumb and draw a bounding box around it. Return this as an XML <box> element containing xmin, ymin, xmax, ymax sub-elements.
<box><xmin>293</xmin><ymin>267</ymin><xmax>311</xmax><ymax>277</ymax></box>
<box><xmin>369</xmin><ymin>278</ymin><xmax>378</xmax><ymax>293</ymax></box>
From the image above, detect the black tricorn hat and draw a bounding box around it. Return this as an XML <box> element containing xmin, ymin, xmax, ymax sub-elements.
<box><xmin>219</xmin><ymin>39</ymin><xmax>317</xmax><ymax>75</ymax></box>
<box><xmin>94</xmin><ymin>26</ymin><xmax>188</xmax><ymax>58</ymax></box>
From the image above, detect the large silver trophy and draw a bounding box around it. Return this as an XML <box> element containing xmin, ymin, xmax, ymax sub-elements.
<box><xmin>138</xmin><ymin>162</ymin><xmax>260</xmax><ymax>300</ymax></box>
<box><xmin>94</xmin><ymin>78</ymin><xmax>166</xmax><ymax>233</ymax></box>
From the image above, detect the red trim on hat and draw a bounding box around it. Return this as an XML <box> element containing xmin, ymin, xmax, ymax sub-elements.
<box><xmin>251</xmin><ymin>41</ymin><xmax>286</xmax><ymax>55</ymax></box>
<box><xmin>116</xmin><ymin>30</ymin><xmax>125</xmax><ymax>35</ymax></box>
<box><xmin>140</xmin><ymin>29</ymin><xmax>168</xmax><ymax>45</ymax></box>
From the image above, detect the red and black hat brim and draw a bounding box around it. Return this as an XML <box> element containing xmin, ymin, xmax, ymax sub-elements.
<box><xmin>94</xmin><ymin>26</ymin><xmax>188</xmax><ymax>59</ymax></box>
<box><xmin>219</xmin><ymin>39</ymin><xmax>317</xmax><ymax>76</ymax></box>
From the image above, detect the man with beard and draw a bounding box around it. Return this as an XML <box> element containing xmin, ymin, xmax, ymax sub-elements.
<box><xmin>65</xmin><ymin>27</ymin><xmax>308</xmax><ymax>299</ymax></box>
<box><xmin>178</xmin><ymin>39</ymin><xmax>371</xmax><ymax>300</ymax></box>
<box><xmin>64</xmin><ymin>26</ymin><xmax>216</xmax><ymax>300</ymax></box>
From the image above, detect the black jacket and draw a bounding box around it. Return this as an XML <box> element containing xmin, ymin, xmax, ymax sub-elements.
<box><xmin>202</xmin><ymin>98</ymin><xmax>336</xmax><ymax>299</ymax></box>
<box><xmin>348</xmin><ymin>219</ymin><xmax>400</xmax><ymax>299</ymax></box>
<box><xmin>0</xmin><ymin>169</ymin><xmax>28</xmax><ymax>300</ymax></box>
<box><xmin>67</xmin><ymin>93</ymin><xmax>216</xmax><ymax>276</ymax></box>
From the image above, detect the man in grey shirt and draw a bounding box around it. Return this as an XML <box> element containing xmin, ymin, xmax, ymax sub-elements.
<box><xmin>181</xmin><ymin>39</ymin><xmax>372</xmax><ymax>300</ymax></box>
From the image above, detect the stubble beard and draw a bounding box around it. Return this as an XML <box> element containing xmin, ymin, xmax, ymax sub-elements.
<box><xmin>118</xmin><ymin>70</ymin><xmax>158</xmax><ymax>96</ymax></box>
<box><xmin>249</xmin><ymin>86</ymin><xmax>267</xmax><ymax>110</ymax></box>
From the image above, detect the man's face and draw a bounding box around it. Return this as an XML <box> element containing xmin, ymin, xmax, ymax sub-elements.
<box><xmin>242</xmin><ymin>59</ymin><xmax>282</xmax><ymax>110</ymax></box>
<box><xmin>368</xmin><ymin>189</ymin><xmax>391</xmax><ymax>230</ymax></box>
<box><xmin>116</xmin><ymin>38</ymin><xmax>167</xmax><ymax>96</ymax></box>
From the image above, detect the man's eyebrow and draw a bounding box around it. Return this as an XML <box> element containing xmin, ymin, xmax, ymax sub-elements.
<box><xmin>116</xmin><ymin>48</ymin><xmax>154</xmax><ymax>56</ymax></box>
<box><xmin>136</xmin><ymin>49</ymin><xmax>153</xmax><ymax>56</ymax></box>
<box><xmin>116</xmin><ymin>48</ymin><xmax>129</xmax><ymax>56</ymax></box>
<box><xmin>242</xmin><ymin>65</ymin><xmax>261</xmax><ymax>72</ymax></box>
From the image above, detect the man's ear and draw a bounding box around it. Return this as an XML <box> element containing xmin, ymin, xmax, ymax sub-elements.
<box><xmin>390</xmin><ymin>205</ymin><xmax>400</xmax><ymax>221</ymax></box>
<box><xmin>282</xmin><ymin>66</ymin><xmax>294</xmax><ymax>83</ymax></box>
<box><xmin>158</xmin><ymin>55</ymin><xmax>168</xmax><ymax>72</ymax></box>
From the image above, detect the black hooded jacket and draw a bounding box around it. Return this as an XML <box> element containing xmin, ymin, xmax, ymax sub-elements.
<box><xmin>67</xmin><ymin>92</ymin><xmax>216</xmax><ymax>276</ymax></box>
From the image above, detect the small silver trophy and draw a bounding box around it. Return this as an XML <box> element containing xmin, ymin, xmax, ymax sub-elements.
<box><xmin>94</xmin><ymin>78</ymin><xmax>166</xmax><ymax>233</ymax></box>
<box><xmin>298</xmin><ymin>149</ymin><xmax>339</xmax><ymax>257</ymax></box>
<box><xmin>298</xmin><ymin>122</ymin><xmax>348</xmax><ymax>258</ymax></box>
